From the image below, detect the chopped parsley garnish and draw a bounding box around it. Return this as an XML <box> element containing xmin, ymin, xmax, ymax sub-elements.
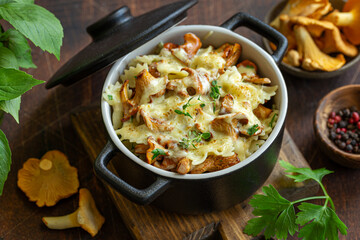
<box><xmin>175</xmin><ymin>109</ymin><xmax>193</xmax><ymax>118</ymax></box>
<box><xmin>179</xmin><ymin>131</ymin><xmax>211</xmax><ymax>149</ymax></box>
<box><xmin>182</xmin><ymin>97</ymin><xmax>194</xmax><ymax>110</ymax></box>
<box><xmin>269</xmin><ymin>113</ymin><xmax>277</xmax><ymax>128</ymax></box>
<box><xmin>107</xmin><ymin>95</ymin><xmax>113</xmax><ymax>100</ymax></box>
<box><xmin>247</xmin><ymin>124</ymin><xmax>260</xmax><ymax>136</ymax></box>
<box><xmin>175</xmin><ymin>97</ymin><xmax>206</xmax><ymax>118</ymax></box>
<box><xmin>245</xmin><ymin>65</ymin><xmax>254</xmax><ymax>69</ymax></box>
<box><xmin>210</xmin><ymin>80</ymin><xmax>221</xmax><ymax>100</ymax></box>
<box><xmin>210</xmin><ymin>80</ymin><xmax>221</xmax><ymax>112</ymax></box>
<box><xmin>151</xmin><ymin>148</ymin><xmax>167</xmax><ymax>160</ymax></box>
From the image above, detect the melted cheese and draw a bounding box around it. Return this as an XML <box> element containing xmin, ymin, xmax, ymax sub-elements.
<box><xmin>106</xmin><ymin>37</ymin><xmax>279</xmax><ymax>167</ymax></box>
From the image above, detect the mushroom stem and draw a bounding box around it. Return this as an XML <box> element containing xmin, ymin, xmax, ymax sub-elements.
<box><xmin>39</xmin><ymin>159</ymin><xmax>53</xmax><ymax>171</ymax></box>
<box><xmin>324</xmin><ymin>11</ymin><xmax>354</xmax><ymax>26</ymax></box>
<box><xmin>42</xmin><ymin>210</ymin><xmax>80</xmax><ymax>229</ymax></box>
<box><xmin>42</xmin><ymin>188</ymin><xmax>105</xmax><ymax>237</ymax></box>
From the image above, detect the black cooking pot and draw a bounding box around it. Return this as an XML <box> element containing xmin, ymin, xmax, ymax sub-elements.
<box><xmin>95</xmin><ymin>12</ymin><xmax>288</xmax><ymax>214</ymax></box>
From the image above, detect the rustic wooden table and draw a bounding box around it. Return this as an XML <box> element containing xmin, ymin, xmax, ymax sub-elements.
<box><xmin>0</xmin><ymin>0</ymin><xmax>359</xmax><ymax>239</ymax></box>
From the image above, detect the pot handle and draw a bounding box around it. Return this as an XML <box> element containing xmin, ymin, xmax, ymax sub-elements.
<box><xmin>220</xmin><ymin>12</ymin><xmax>287</xmax><ymax>64</ymax></box>
<box><xmin>94</xmin><ymin>141</ymin><xmax>172</xmax><ymax>205</ymax></box>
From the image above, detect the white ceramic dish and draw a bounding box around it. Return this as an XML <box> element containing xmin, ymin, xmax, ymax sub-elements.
<box><xmin>102</xmin><ymin>25</ymin><xmax>287</xmax><ymax>179</ymax></box>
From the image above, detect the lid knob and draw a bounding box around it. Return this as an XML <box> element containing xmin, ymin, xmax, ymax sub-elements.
<box><xmin>86</xmin><ymin>6</ymin><xmax>133</xmax><ymax>41</ymax></box>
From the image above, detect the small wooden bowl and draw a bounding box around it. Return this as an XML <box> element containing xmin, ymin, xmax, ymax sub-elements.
<box><xmin>314</xmin><ymin>85</ymin><xmax>360</xmax><ymax>168</ymax></box>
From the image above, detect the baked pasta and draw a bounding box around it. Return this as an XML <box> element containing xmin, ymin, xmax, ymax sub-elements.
<box><xmin>104</xmin><ymin>33</ymin><xmax>278</xmax><ymax>174</ymax></box>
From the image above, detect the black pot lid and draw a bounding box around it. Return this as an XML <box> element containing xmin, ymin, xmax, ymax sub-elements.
<box><xmin>46</xmin><ymin>0</ymin><xmax>198</xmax><ymax>89</ymax></box>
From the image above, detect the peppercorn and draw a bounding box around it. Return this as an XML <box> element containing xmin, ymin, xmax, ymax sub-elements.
<box><xmin>327</xmin><ymin>106</ymin><xmax>360</xmax><ymax>154</ymax></box>
<box><xmin>346</xmin><ymin>144</ymin><xmax>353</xmax><ymax>152</ymax></box>
<box><xmin>339</xmin><ymin>121</ymin><xmax>347</xmax><ymax>128</ymax></box>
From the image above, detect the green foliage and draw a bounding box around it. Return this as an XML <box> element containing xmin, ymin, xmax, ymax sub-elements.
<box><xmin>209</xmin><ymin>80</ymin><xmax>221</xmax><ymax>112</ymax></box>
<box><xmin>244</xmin><ymin>160</ymin><xmax>347</xmax><ymax>240</ymax></box>
<box><xmin>151</xmin><ymin>148</ymin><xmax>167</xmax><ymax>160</ymax></box>
<box><xmin>247</xmin><ymin>124</ymin><xmax>260</xmax><ymax>136</ymax></box>
<box><xmin>179</xmin><ymin>131</ymin><xmax>211</xmax><ymax>149</ymax></box>
<box><xmin>0</xmin><ymin>68</ymin><xmax>43</xmax><ymax>100</ymax></box>
<box><xmin>0</xmin><ymin>3</ymin><xmax>63</xmax><ymax>59</ymax></box>
<box><xmin>0</xmin><ymin>1</ymin><xmax>63</xmax><ymax>195</ymax></box>
<box><xmin>0</xmin><ymin>129</ymin><xmax>11</xmax><ymax>195</ymax></box>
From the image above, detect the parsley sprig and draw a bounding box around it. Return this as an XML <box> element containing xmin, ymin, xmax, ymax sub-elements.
<box><xmin>175</xmin><ymin>97</ymin><xmax>195</xmax><ymax>118</ymax></box>
<box><xmin>269</xmin><ymin>113</ymin><xmax>277</xmax><ymax>128</ymax></box>
<box><xmin>247</xmin><ymin>124</ymin><xmax>260</xmax><ymax>136</ymax></box>
<box><xmin>151</xmin><ymin>148</ymin><xmax>167</xmax><ymax>160</ymax></box>
<box><xmin>244</xmin><ymin>160</ymin><xmax>347</xmax><ymax>240</ymax></box>
<box><xmin>179</xmin><ymin>131</ymin><xmax>211</xmax><ymax>149</ymax></box>
<box><xmin>175</xmin><ymin>97</ymin><xmax>208</xmax><ymax>118</ymax></box>
<box><xmin>209</xmin><ymin>80</ymin><xmax>221</xmax><ymax>112</ymax></box>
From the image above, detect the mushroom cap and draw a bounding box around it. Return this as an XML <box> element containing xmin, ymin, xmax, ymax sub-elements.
<box><xmin>294</xmin><ymin>25</ymin><xmax>346</xmax><ymax>71</ymax></box>
<box><xmin>270</xmin><ymin>0</ymin><xmax>332</xmax><ymax>29</ymax></box>
<box><xmin>320</xmin><ymin>25</ymin><xmax>358</xmax><ymax>57</ymax></box>
<box><xmin>288</xmin><ymin>16</ymin><xmax>334</xmax><ymax>37</ymax></box>
<box><xmin>17</xmin><ymin>150</ymin><xmax>79</xmax><ymax>207</ymax></box>
<box><xmin>77</xmin><ymin>188</ymin><xmax>105</xmax><ymax>237</ymax></box>
<box><xmin>342</xmin><ymin>0</ymin><xmax>360</xmax><ymax>45</ymax></box>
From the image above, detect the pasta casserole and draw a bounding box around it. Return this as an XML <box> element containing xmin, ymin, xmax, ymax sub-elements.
<box><xmin>104</xmin><ymin>33</ymin><xmax>278</xmax><ymax>174</ymax></box>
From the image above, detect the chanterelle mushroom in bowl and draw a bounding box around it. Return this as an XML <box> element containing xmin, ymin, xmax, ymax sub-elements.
<box><xmin>95</xmin><ymin>12</ymin><xmax>288</xmax><ymax>214</ymax></box>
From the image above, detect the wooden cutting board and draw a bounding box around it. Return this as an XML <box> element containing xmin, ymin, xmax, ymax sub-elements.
<box><xmin>71</xmin><ymin>106</ymin><xmax>318</xmax><ymax>240</ymax></box>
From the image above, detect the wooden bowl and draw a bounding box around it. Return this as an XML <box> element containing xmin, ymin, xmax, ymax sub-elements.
<box><xmin>263</xmin><ymin>0</ymin><xmax>360</xmax><ymax>79</ymax></box>
<box><xmin>314</xmin><ymin>85</ymin><xmax>360</xmax><ymax>168</ymax></box>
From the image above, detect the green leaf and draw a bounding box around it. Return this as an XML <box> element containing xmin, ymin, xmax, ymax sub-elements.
<box><xmin>210</xmin><ymin>80</ymin><xmax>221</xmax><ymax>100</ymax></box>
<box><xmin>0</xmin><ymin>96</ymin><xmax>20</xmax><ymax>122</ymax></box>
<box><xmin>201</xmin><ymin>132</ymin><xmax>211</xmax><ymax>140</ymax></box>
<box><xmin>174</xmin><ymin>109</ymin><xmax>193</xmax><ymax>118</ymax></box>
<box><xmin>269</xmin><ymin>113</ymin><xmax>277</xmax><ymax>128</ymax></box>
<box><xmin>0</xmin><ymin>129</ymin><xmax>11</xmax><ymax>195</ymax></box>
<box><xmin>151</xmin><ymin>148</ymin><xmax>166</xmax><ymax>160</ymax></box>
<box><xmin>279</xmin><ymin>160</ymin><xmax>333</xmax><ymax>183</ymax></box>
<box><xmin>0</xmin><ymin>46</ymin><xmax>18</xmax><ymax>69</ymax></box>
<box><xmin>250</xmin><ymin>185</ymin><xmax>290</xmax><ymax>211</ymax></box>
<box><xmin>244</xmin><ymin>185</ymin><xmax>292</xmax><ymax>239</ymax></box>
<box><xmin>247</xmin><ymin>124</ymin><xmax>259</xmax><ymax>136</ymax></box>
<box><xmin>0</xmin><ymin>3</ymin><xmax>63</xmax><ymax>59</ymax></box>
<box><xmin>298</xmin><ymin>221</ymin><xmax>325</xmax><ymax>240</ymax></box>
<box><xmin>0</xmin><ymin>67</ymin><xmax>43</xmax><ymax>100</ymax></box>
<box><xmin>296</xmin><ymin>203</ymin><xmax>347</xmax><ymax>240</ymax></box>
<box><xmin>1</xmin><ymin>29</ymin><xmax>36</xmax><ymax>68</ymax></box>
<box><xmin>0</xmin><ymin>0</ymin><xmax>34</xmax><ymax>4</ymax></box>
<box><xmin>275</xmin><ymin>205</ymin><xmax>298</xmax><ymax>239</ymax></box>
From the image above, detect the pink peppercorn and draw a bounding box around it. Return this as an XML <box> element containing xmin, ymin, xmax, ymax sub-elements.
<box><xmin>341</xmin><ymin>128</ymin><xmax>347</xmax><ymax>133</ymax></box>
<box><xmin>353</xmin><ymin>112</ymin><xmax>360</xmax><ymax>122</ymax></box>
<box><xmin>349</xmin><ymin>118</ymin><xmax>354</xmax><ymax>124</ymax></box>
<box><xmin>328</xmin><ymin>118</ymin><xmax>335</xmax><ymax>124</ymax></box>
<box><xmin>334</xmin><ymin>115</ymin><xmax>342</xmax><ymax>123</ymax></box>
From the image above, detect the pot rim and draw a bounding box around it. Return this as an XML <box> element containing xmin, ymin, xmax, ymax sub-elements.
<box><xmin>101</xmin><ymin>24</ymin><xmax>288</xmax><ymax>180</ymax></box>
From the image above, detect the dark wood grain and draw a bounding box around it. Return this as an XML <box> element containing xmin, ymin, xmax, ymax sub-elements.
<box><xmin>0</xmin><ymin>0</ymin><xmax>359</xmax><ymax>239</ymax></box>
<box><xmin>70</xmin><ymin>106</ymin><xmax>318</xmax><ymax>240</ymax></box>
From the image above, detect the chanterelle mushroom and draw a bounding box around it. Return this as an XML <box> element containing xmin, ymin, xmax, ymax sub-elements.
<box><xmin>42</xmin><ymin>188</ymin><xmax>105</xmax><ymax>237</ymax></box>
<box><xmin>322</xmin><ymin>0</ymin><xmax>360</xmax><ymax>45</ymax></box>
<box><xmin>17</xmin><ymin>150</ymin><xmax>79</xmax><ymax>207</ymax></box>
<box><xmin>319</xmin><ymin>25</ymin><xmax>358</xmax><ymax>57</ymax></box>
<box><xmin>270</xmin><ymin>0</ymin><xmax>332</xmax><ymax>29</ymax></box>
<box><xmin>294</xmin><ymin>25</ymin><xmax>345</xmax><ymax>71</ymax></box>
